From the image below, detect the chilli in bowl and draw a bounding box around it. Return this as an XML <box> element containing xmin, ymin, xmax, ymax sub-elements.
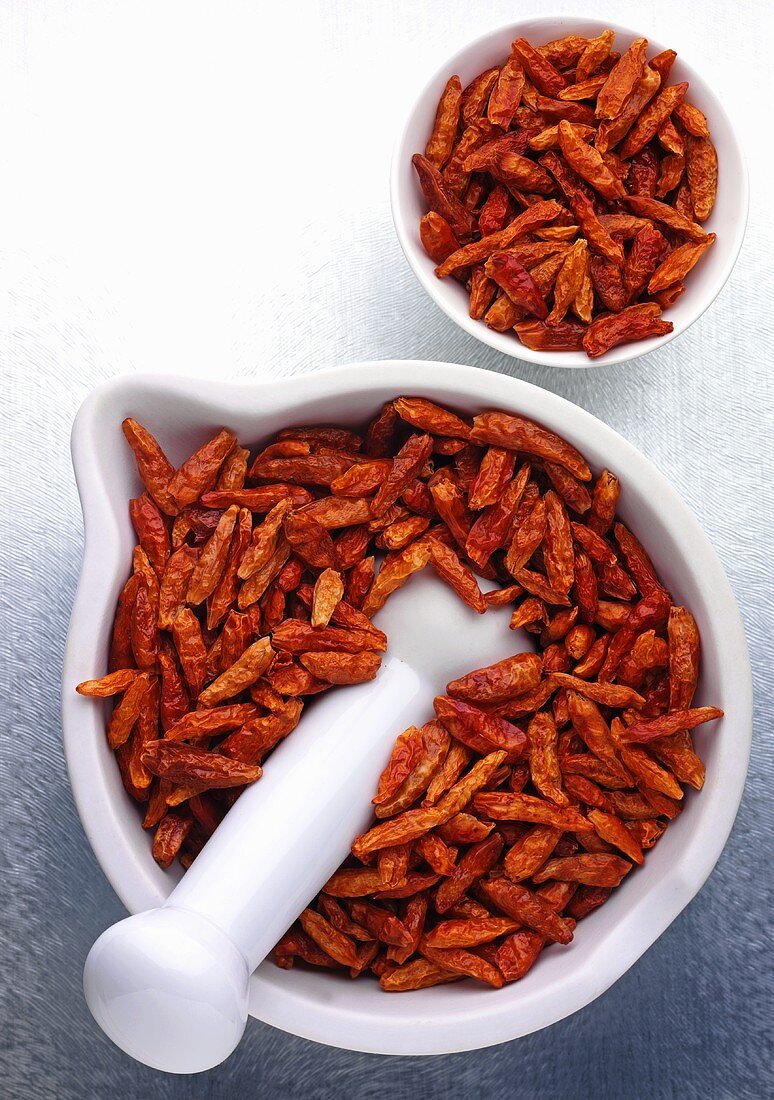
<box><xmin>76</xmin><ymin>397</ymin><xmax>723</xmax><ymax>989</ymax></box>
<box><xmin>412</xmin><ymin>30</ymin><xmax>718</xmax><ymax>358</ymax></box>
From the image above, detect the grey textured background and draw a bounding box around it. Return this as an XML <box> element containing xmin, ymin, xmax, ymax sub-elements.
<box><xmin>1</xmin><ymin>1</ymin><xmax>773</xmax><ymax>1097</ymax></box>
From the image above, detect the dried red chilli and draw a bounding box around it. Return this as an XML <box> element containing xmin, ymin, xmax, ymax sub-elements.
<box><xmin>413</xmin><ymin>29</ymin><xmax>718</xmax><ymax>358</ymax></box>
<box><xmin>78</xmin><ymin>396</ymin><xmax>721</xmax><ymax>992</ymax></box>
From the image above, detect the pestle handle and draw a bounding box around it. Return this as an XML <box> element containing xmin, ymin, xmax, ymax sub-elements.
<box><xmin>84</xmin><ymin>656</ymin><xmax>424</xmax><ymax>1073</ymax></box>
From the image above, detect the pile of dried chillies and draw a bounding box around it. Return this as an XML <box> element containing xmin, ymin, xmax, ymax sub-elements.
<box><xmin>76</xmin><ymin>397</ymin><xmax>722</xmax><ymax>990</ymax></box>
<box><xmin>413</xmin><ymin>30</ymin><xmax>718</xmax><ymax>358</ymax></box>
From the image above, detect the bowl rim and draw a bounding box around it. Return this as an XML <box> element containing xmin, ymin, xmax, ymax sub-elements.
<box><xmin>63</xmin><ymin>361</ymin><xmax>752</xmax><ymax>1054</ymax></box>
<box><xmin>389</xmin><ymin>15</ymin><xmax>750</xmax><ymax>369</ymax></box>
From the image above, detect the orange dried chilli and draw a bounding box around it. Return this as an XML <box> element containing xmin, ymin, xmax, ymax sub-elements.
<box><xmin>412</xmin><ymin>29</ymin><xmax>718</xmax><ymax>358</ymax></box>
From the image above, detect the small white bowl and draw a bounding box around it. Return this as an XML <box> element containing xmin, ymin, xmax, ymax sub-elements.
<box><xmin>63</xmin><ymin>362</ymin><xmax>751</xmax><ymax>1054</ymax></box>
<box><xmin>391</xmin><ymin>17</ymin><xmax>749</xmax><ymax>368</ymax></box>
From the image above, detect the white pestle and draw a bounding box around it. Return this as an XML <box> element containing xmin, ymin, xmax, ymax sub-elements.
<box><xmin>84</xmin><ymin>569</ymin><xmax>527</xmax><ymax>1073</ymax></box>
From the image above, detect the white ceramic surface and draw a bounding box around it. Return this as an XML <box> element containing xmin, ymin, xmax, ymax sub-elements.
<box><xmin>390</xmin><ymin>17</ymin><xmax>749</xmax><ymax>368</ymax></box>
<box><xmin>63</xmin><ymin>361</ymin><xmax>752</xmax><ymax>1055</ymax></box>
